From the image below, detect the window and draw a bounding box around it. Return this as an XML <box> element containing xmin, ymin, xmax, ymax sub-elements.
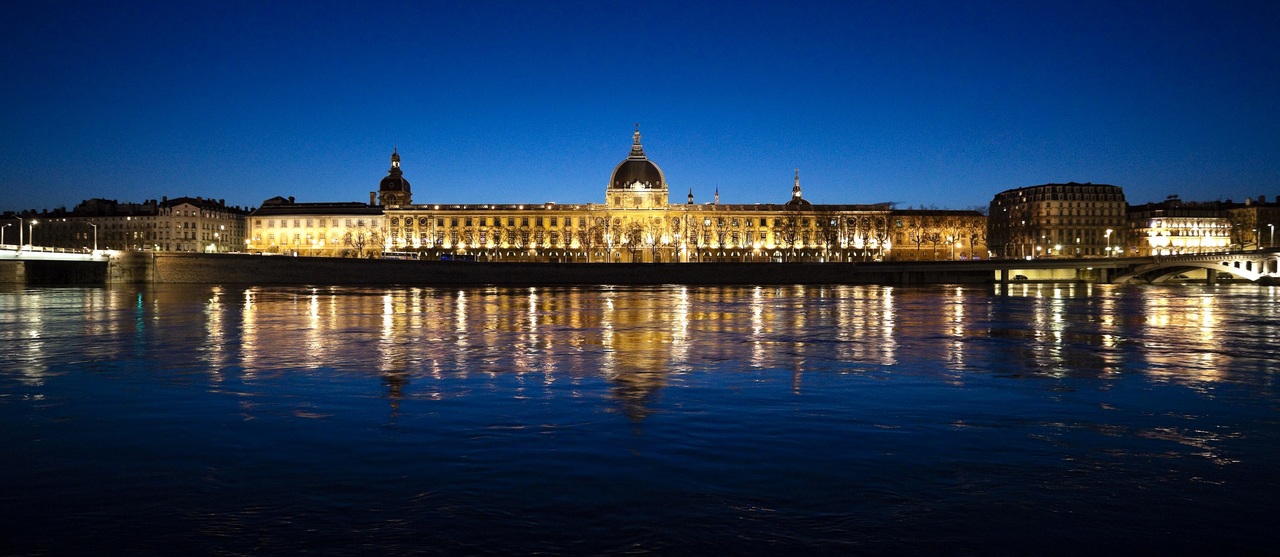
<box><xmin>293</xmin><ymin>220</ymin><xmax>300</xmax><ymax>228</ymax></box>
<box><xmin>551</xmin><ymin>217</ymin><xmax>558</xmax><ymax>227</ymax></box>
<box><xmin>451</xmin><ymin>218</ymin><xmax>459</xmax><ymax>227</ymax></box>
<box><xmin>508</xmin><ymin>217</ymin><xmax>516</xmax><ymax>226</ymax></box>
<box><xmin>522</xmin><ymin>217</ymin><xmax>529</xmax><ymax>226</ymax></box>
<box><xmin>306</xmin><ymin>219</ymin><xmax>313</xmax><ymax>227</ymax></box>
<box><xmin>536</xmin><ymin>217</ymin><xmax>544</xmax><ymax>227</ymax></box>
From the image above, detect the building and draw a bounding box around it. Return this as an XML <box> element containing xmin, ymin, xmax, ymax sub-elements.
<box><xmin>3</xmin><ymin>196</ymin><xmax>249</xmax><ymax>253</ymax></box>
<box><xmin>1226</xmin><ymin>196</ymin><xmax>1280</xmax><ymax>250</ymax></box>
<box><xmin>382</xmin><ymin>127</ymin><xmax>986</xmax><ymax>262</ymax></box>
<box><xmin>988</xmin><ymin>183</ymin><xmax>1127</xmax><ymax>259</ymax></box>
<box><xmin>246</xmin><ymin>197</ymin><xmax>385</xmax><ymax>257</ymax></box>
<box><xmin>243</xmin><ymin>127</ymin><xmax>985</xmax><ymax>262</ymax></box>
<box><xmin>1126</xmin><ymin>196</ymin><xmax>1232</xmax><ymax>256</ymax></box>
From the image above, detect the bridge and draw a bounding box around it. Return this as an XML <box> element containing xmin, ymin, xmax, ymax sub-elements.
<box><xmin>1109</xmin><ymin>249</ymin><xmax>1280</xmax><ymax>284</ymax></box>
<box><xmin>0</xmin><ymin>245</ymin><xmax>112</xmax><ymax>284</ymax></box>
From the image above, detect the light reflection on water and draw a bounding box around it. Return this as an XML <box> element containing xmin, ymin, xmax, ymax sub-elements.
<box><xmin>1</xmin><ymin>283</ymin><xmax>1279</xmax><ymax>555</ymax></box>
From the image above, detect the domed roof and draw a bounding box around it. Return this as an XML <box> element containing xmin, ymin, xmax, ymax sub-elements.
<box><xmin>379</xmin><ymin>149</ymin><xmax>411</xmax><ymax>193</ymax></box>
<box><xmin>609</xmin><ymin>126</ymin><xmax>666</xmax><ymax>190</ymax></box>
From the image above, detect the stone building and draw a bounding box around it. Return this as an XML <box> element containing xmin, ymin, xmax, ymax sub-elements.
<box><xmin>246</xmin><ymin>127</ymin><xmax>987</xmax><ymax>262</ymax></box>
<box><xmin>988</xmin><ymin>183</ymin><xmax>1127</xmax><ymax>259</ymax></box>
<box><xmin>1126</xmin><ymin>196</ymin><xmax>1232</xmax><ymax>256</ymax></box>
<box><xmin>4</xmin><ymin>196</ymin><xmax>248</xmax><ymax>253</ymax></box>
<box><xmin>246</xmin><ymin>197</ymin><xmax>384</xmax><ymax>257</ymax></box>
<box><xmin>383</xmin><ymin>127</ymin><xmax>986</xmax><ymax>262</ymax></box>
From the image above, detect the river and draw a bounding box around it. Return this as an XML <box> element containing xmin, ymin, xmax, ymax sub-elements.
<box><xmin>1</xmin><ymin>283</ymin><xmax>1277</xmax><ymax>555</ymax></box>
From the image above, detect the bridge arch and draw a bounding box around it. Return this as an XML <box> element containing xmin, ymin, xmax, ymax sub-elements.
<box><xmin>1112</xmin><ymin>258</ymin><xmax>1265</xmax><ymax>284</ymax></box>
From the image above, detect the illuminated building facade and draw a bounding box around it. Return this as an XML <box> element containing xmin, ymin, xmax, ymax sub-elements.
<box><xmin>379</xmin><ymin>128</ymin><xmax>987</xmax><ymax>262</ymax></box>
<box><xmin>1126</xmin><ymin>196</ymin><xmax>1232</xmax><ymax>256</ymax></box>
<box><xmin>988</xmin><ymin>183</ymin><xmax>1127</xmax><ymax>258</ymax></box>
<box><xmin>5</xmin><ymin>196</ymin><xmax>248</xmax><ymax>253</ymax></box>
<box><xmin>245</xmin><ymin>197</ymin><xmax>384</xmax><ymax>257</ymax></box>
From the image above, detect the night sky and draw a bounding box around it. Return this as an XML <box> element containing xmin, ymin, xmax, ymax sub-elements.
<box><xmin>3</xmin><ymin>0</ymin><xmax>1278</xmax><ymax>214</ymax></box>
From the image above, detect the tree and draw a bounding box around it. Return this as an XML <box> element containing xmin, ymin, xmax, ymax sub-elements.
<box><xmin>817</xmin><ymin>211</ymin><xmax>841</xmax><ymax>261</ymax></box>
<box><xmin>643</xmin><ymin>218</ymin><xmax>664</xmax><ymax>261</ymax></box>
<box><xmin>776</xmin><ymin>211</ymin><xmax>801</xmax><ymax>261</ymax></box>
<box><xmin>1229</xmin><ymin>209</ymin><xmax>1257</xmax><ymax>250</ymax></box>
<box><xmin>622</xmin><ymin>220</ymin><xmax>644</xmax><ymax>262</ymax></box>
<box><xmin>684</xmin><ymin>215</ymin><xmax>704</xmax><ymax>262</ymax></box>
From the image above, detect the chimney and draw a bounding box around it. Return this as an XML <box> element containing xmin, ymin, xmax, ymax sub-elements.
<box><xmin>370</xmin><ymin>192</ymin><xmax>377</xmax><ymax>206</ymax></box>
<box><xmin>288</xmin><ymin>196</ymin><xmax>295</xmax><ymax>204</ymax></box>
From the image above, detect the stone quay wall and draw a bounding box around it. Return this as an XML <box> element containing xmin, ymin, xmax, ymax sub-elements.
<box><xmin>0</xmin><ymin>260</ymin><xmax>108</xmax><ymax>285</ymax></box>
<box><xmin>104</xmin><ymin>252</ymin><xmax>995</xmax><ymax>286</ymax></box>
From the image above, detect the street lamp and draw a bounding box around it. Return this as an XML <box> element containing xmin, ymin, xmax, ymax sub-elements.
<box><xmin>28</xmin><ymin>220</ymin><xmax>38</xmax><ymax>249</ymax></box>
<box><xmin>87</xmin><ymin>222</ymin><xmax>97</xmax><ymax>254</ymax></box>
<box><xmin>1105</xmin><ymin>229</ymin><xmax>1113</xmax><ymax>257</ymax></box>
<box><xmin>1</xmin><ymin>223</ymin><xmax>9</xmax><ymax>247</ymax></box>
<box><xmin>1269</xmin><ymin>224</ymin><xmax>1275</xmax><ymax>248</ymax></box>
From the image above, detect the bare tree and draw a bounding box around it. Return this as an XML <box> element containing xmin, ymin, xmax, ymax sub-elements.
<box><xmin>776</xmin><ymin>211</ymin><xmax>801</xmax><ymax>261</ymax></box>
<box><xmin>817</xmin><ymin>211</ymin><xmax>841</xmax><ymax>261</ymax></box>
<box><xmin>622</xmin><ymin>220</ymin><xmax>644</xmax><ymax>262</ymax></box>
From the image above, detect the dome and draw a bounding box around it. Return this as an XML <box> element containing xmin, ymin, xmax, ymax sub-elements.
<box><xmin>379</xmin><ymin>149</ymin><xmax>411</xmax><ymax>194</ymax></box>
<box><xmin>609</xmin><ymin>127</ymin><xmax>666</xmax><ymax>190</ymax></box>
<box><xmin>379</xmin><ymin>174</ymin><xmax>411</xmax><ymax>193</ymax></box>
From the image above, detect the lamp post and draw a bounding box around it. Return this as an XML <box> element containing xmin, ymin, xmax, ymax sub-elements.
<box><xmin>1</xmin><ymin>223</ymin><xmax>9</xmax><ymax>247</ymax></box>
<box><xmin>1270</xmin><ymin>224</ymin><xmax>1275</xmax><ymax>248</ymax></box>
<box><xmin>28</xmin><ymin>220</ymin><xmax>38</xmax><ymax>250</ymax></box>
<box><xmin>17</xmin><ymin>217</ymin><xmax>23</xmax><ymax>250</ymax></box>
<box><xmin>87</xmin><ymin>222</ymin><xmax>97</xmax><ymax>254</ymax></box>
<box><xmin>1105</xmin><ymin>229</ymin><xmax>1113</xmax><ymax>257</ymax></box>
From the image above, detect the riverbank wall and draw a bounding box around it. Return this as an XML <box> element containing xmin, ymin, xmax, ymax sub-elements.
<box><xmin>103</xmin><ymin>252</ymin><xmax>995</xmax><ymax>286</ymax></box>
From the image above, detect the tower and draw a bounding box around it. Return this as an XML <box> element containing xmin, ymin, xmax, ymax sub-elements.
<box><xmin>378</xmin><ymin>149</ymin><xmax>412</xmax><ymax>206</ymax></box>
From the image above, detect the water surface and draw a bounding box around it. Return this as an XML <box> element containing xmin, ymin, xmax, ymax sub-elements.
<box><xmin>2</xmin><ymin>283</ymin><xmax>1278</xmax><ymax>555</ymax></box>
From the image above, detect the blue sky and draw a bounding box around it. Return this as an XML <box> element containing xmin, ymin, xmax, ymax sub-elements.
<box><xmin>3</xmin><ymin>0</ymin><xmax>1278</xmax><ymax>213</ymax></box>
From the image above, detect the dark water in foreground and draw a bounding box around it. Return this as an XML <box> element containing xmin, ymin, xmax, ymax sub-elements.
<box><xmin>1</xmin><ymin>283</ymin><xmax>1278</xmax><ymax>555</ymax></box>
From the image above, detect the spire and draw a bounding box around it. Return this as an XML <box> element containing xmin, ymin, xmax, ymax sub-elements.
<box><xmin>629</xmin><ymin>122</ymin><xmax>646</xmax><ymax>159</ymax></box>
<box><xmin>390</xmin><ymin>148</ymin><xmax>401</xmax><ymax>171</ymax></box>
<box><xmin>792</xmin><ymin>168</ymin><xmax>802</xmax><ymax>199</ymax></box>
<box><xmin>687</xmin><ymin>188</ymin><xmax>694</xmax><ymax>205</ymax></box>
<box><xmin>714</xmin><ymin>187</ymin><xmax>720</xmax><ymax>205</ymax></box>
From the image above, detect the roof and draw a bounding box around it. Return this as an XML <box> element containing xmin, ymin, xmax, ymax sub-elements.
<box><xmin>250</xmin><ymin>200</ymin><xmax>382</xmax><ymax>217</ymax></box>
<box><xmin>609</xmin><ymin>127</ymin><xmax>666</xmax><ymax>190</ymax></box>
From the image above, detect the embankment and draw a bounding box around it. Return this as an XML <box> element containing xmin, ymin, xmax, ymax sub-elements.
<box><xmin>105</xmin><ymin>252</ymin><xmax>994</xmax><ymax>286</ymax></box>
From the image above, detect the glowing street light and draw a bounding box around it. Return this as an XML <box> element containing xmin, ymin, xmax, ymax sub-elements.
<box><xmin>1105</xmin><ymin>229</ymin><xmax>1113</xmax><ymax>257</ymax></box>
<box><xmin>1270</xmin><ymin>224</ymin><xmax>1275</xmax><ymax>248</ymax></box>
<box><xmin>28</xmin><ymin>220</ymin><xmax>38</xmax><ymax>249</ymax></box>
<box><xmin>1</xmin><ymin>223</ymin><xmax>9</xmax><ymax>247</ymax></box>
<box><xmin>87</xmin><ymin>222</ymin><xmax>97</xmax><ymax>254</ymax></box>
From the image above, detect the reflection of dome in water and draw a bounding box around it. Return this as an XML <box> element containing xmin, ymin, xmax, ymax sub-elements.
<box><xmin>609</xmin><ymin>126</ymin><xmax>666</xmax><ymax>190</ymax></box>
